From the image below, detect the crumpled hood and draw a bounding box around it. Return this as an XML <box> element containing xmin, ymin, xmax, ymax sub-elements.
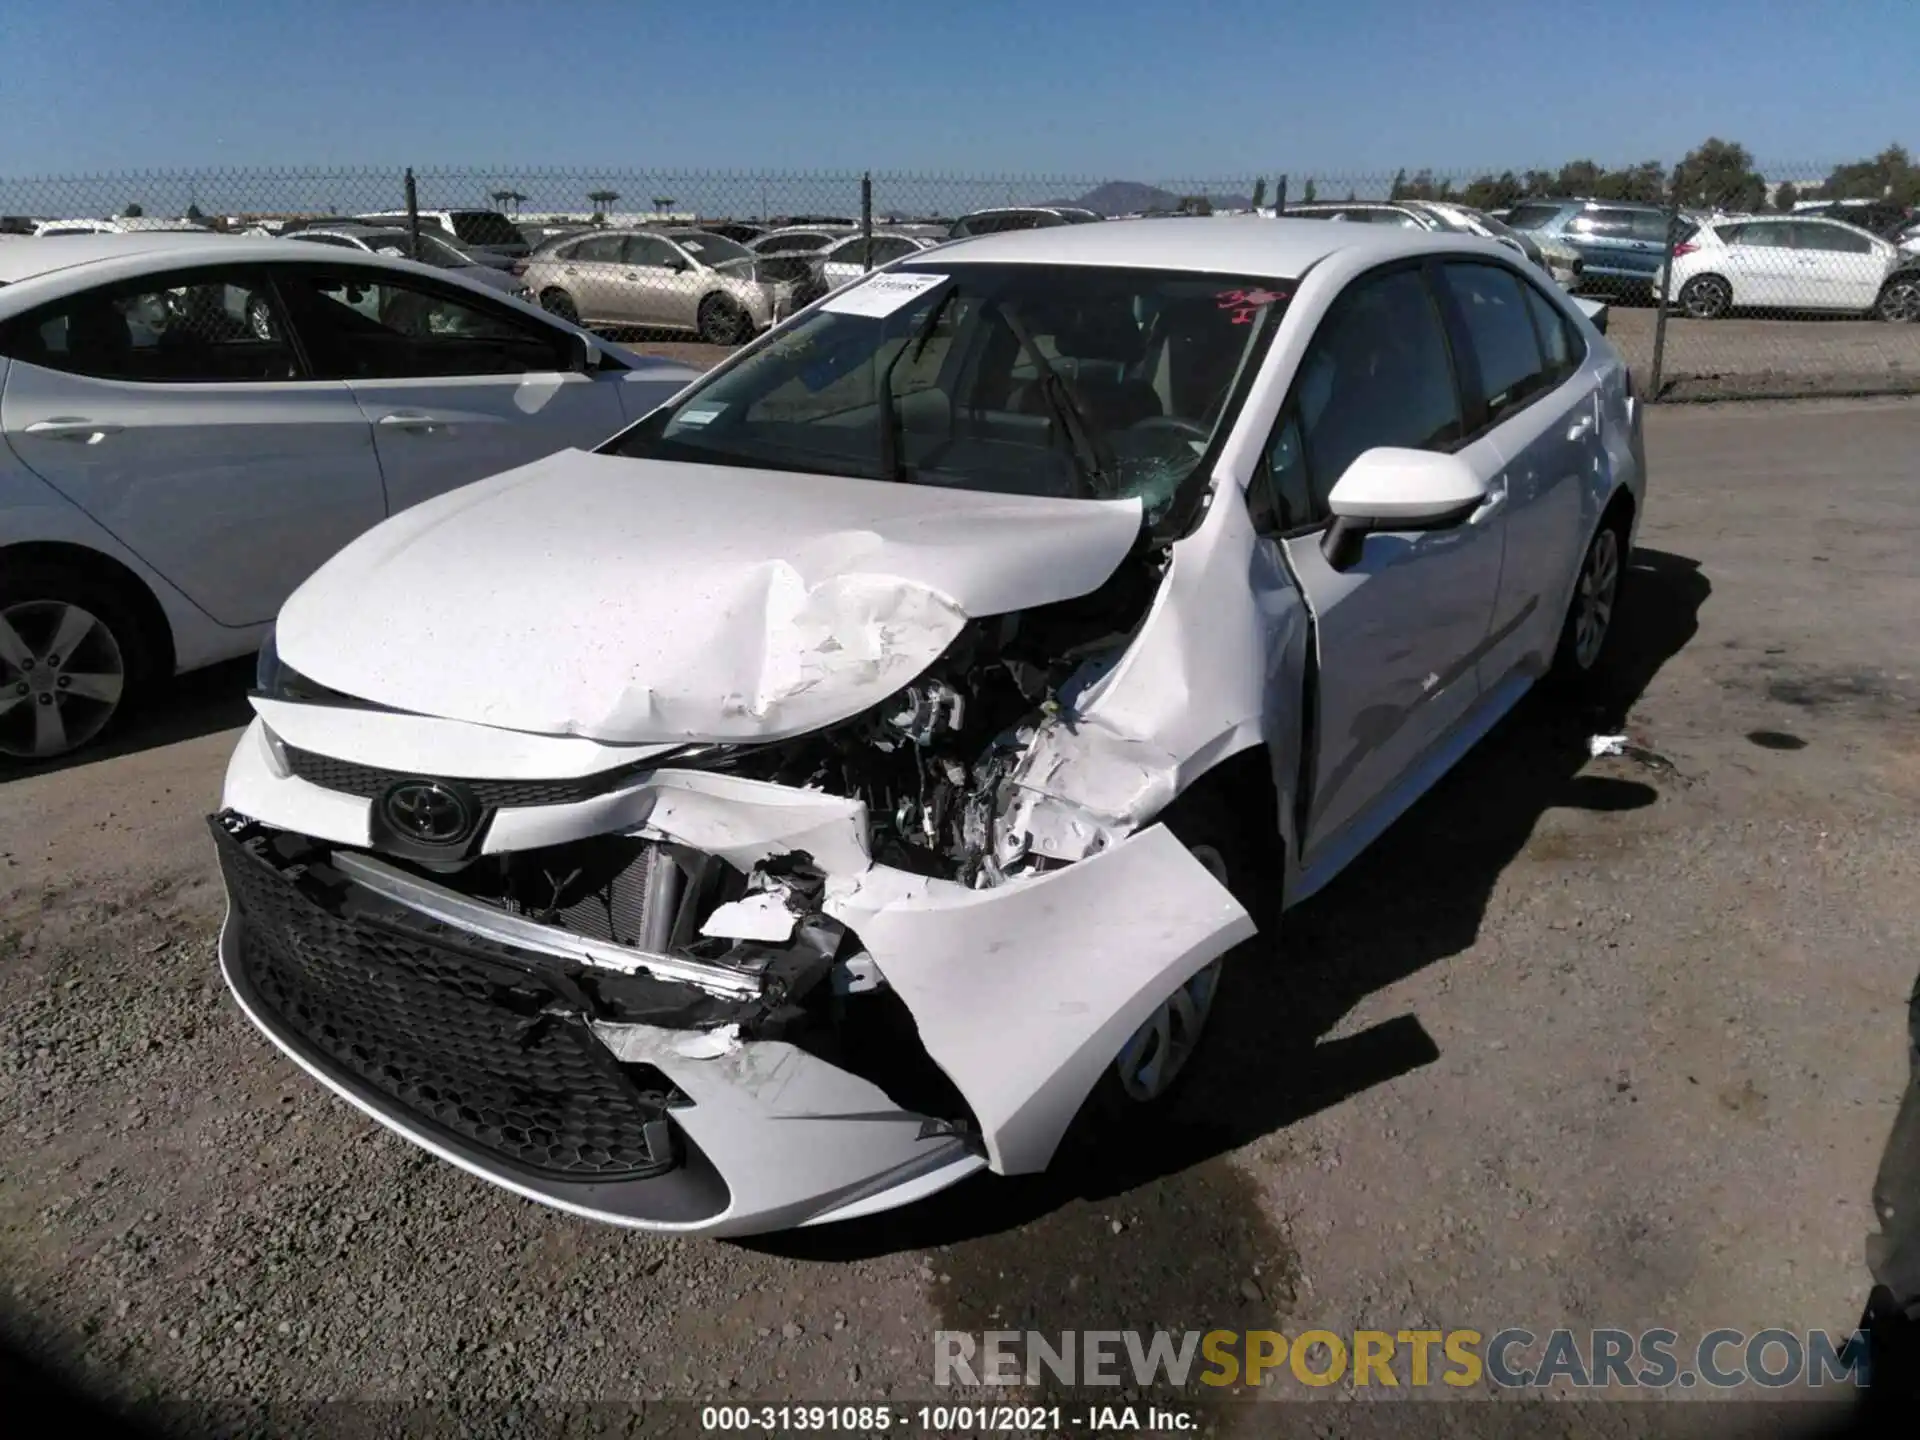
<box><xmin>275</xmin><ymin>450</ymin><xmax>1143</xmax><ymax>744</ymax></box>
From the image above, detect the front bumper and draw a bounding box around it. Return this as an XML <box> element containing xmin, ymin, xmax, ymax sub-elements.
<box><xmin>214</xmin><ymin>814</ymin><xmax>983</xmax><ymax>1236</ymax></box>
<box><xmin>214</xmin><ymin>711</ymin><xmax>1251</xmax><ymax>1234</ymax></box>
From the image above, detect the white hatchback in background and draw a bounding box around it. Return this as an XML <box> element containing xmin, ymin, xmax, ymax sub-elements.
<box><xmin>0</xmin><ymin>234</ymin><xmax>698</xmax><ymax>760</ymax></box>
<box><xmin>1656</xmin><ymin>214</ymin><xmax>1907</xmax><ymax>319</ymax></box>
<box><xmin>216</xmin><ymin>219</ymin><xmax>1646</xmax><ymax>1237</ymax></box>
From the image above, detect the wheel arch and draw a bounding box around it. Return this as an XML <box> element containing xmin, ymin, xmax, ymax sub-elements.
<box><xmin>0</xmin><ymin>540</ymin><xmax>177</xmax><ymax>680</ymax></box>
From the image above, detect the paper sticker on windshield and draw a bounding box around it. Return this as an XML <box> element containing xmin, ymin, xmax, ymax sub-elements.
<box><xmin>674</xmin><ymin>404</ymin><xmax>726</xmax><ymax>428</ymax></box>
<box><xmin>821</xmin><ymin>271</ymin><xmax>947</xmax><ymax>319</ymax></box>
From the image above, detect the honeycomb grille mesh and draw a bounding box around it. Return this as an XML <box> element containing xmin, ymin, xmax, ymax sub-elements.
<box><xmin>215</xmin><ymin>825</ymin><xmax>674</xmax><ymax>1181</ymax></box>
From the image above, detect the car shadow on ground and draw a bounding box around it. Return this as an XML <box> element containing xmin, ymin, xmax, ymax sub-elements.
<box><xmin>750</xmin><ymin>546</ymin><xmax>1711</xmax><ymax>1262</ymax></box>
<box><xmin>0</xmin><ymin>656</ymin><xmax>254</xmax><ymax>786</ymax></box>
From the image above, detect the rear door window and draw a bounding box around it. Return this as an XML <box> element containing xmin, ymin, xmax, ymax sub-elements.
<box><xmin>0</xmin><ymin>268</ymin><xmax>299</xmax><ymax>383</ymax></box>
<box><xmin>1520</xmin><ymin>281</ymin><xmax>1584</xmax><ymax>383</ymax></box>
<box><xmin>1733</xmin><ymin>222</ymin><xmax>1796</xmax><ymax>249</ymax></box>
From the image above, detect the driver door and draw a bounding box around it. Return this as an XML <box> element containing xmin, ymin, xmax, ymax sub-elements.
<box><xmin>622</xmin><ymin>234</ymin><xmax>695</xmax><ymax>331</ymax></box>
<box><xmin>1252</xmin><ymin>264</ymin><xmax>1505</xmax><ymax>876</ymax></box>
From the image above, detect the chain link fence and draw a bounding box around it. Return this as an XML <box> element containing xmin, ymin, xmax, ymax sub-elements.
<box><xmin>2</xmin><ymin>163</ymin><xmax>1916</xmax><ymax>398</ymax></box>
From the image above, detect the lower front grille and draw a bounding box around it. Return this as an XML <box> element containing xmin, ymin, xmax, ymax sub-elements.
<box><xmin>283</xmin><ymin>745</ymin><xmax>644</xmax><ymax>809</ymax></box>
<box><xmin>214</xmin><ymin>820</ymin><xmax>677</xmax><ymax>1182</ymax></box>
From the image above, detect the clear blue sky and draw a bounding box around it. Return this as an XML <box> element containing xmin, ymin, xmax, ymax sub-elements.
<box><xmin>1</xmin><ymin>0</ymin><xmax>1913</xmax><ymax>179</ymax></box>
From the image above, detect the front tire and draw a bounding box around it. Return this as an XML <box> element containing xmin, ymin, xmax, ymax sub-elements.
<box><xmin>1876</xmin><ymin>273</ymin><xmax>1920</xmax><ymax>323</ymax></box>
<box><xmin>539</xmin><ymin>288</ymin><xmax>580</xmax><ymax>325</ymax></box>
<box><xmin>0</xmin><ymin>562</ymin><xmax>150</xmax><ymax>762</ymax></box>
<box><xmin>1079</xmin><ymin>778</ymin><xmax>1276</xmax><ymax>1124</ymax></box>
<box><xmin>1679</xmin><ymin>274</ymin><xmax>1732</xmax><ymax>320</ymax></box>
<box><xmin>697</xmin><ymin>292</ymin><xmax>752</xmax><ymax>346</ymax></box>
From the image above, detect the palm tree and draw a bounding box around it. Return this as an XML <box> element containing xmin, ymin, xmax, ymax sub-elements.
<box><xmin>650</xmin><ymin>196</ymin><xmax>675</xmax><ymax>212</ymax></box>
<box><xmin>490</xmin><ymin>189</ymin><xmax>527</xmax><ymax>213</ymax></box>
<box><xmin>587</xmin><ymin>188</ymin><xmax>619</xmax><ymax>222</ymax></box>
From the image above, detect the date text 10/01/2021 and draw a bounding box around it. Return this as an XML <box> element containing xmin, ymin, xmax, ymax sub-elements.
<box><xmin>700</xmin><ymin>1405</ymin><xmax>1197</xmax><ymax>1431</ymax></box>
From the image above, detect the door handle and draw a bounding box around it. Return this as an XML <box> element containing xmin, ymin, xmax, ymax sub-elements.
<box><xmin>22</xmin><ymin>418</ymin><xmax>123</xmax><ymax>441</ymax></box>
<box><xmin>624</xmin><ymin>272</ymin><xmax>640</xmax><ymax>281</ymax></box>
<box><xmin>563</xmin><ymin>267</ymin><xmax>578</xmax><ymax>275</ymax></box>
<box><xmin>1566</xmin><ymin>413</ymin><xmax>1596</xmax><ymax>441</ymax></box>
<box><xmin>377</xmin><ymin>411</ymin><xmax>441</xmax><ymax>432</ymax></box>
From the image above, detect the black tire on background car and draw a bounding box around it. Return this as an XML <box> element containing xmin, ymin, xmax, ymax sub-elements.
<box><xmin>1875</xmin><ymin>272</ymin><xmax>1920</xmax><ymax>324</ymax></box>
<box><xmin>1679</xmin><ymin>274</ymin><xmax>1732</xmax><ymax>320</ymax></box>
<box><xmin>0</xmin><ymin>560</ymin><xmax>153</xmax><ymax>762</ymax></box>
<box><xmin>697</xmin><ymin>293</ymin><xmax>751</xmax><ymax>347</ymax></box>
<box><xmin>539</xmin><ymin>289</ymin><xmax>580</xmax><ymax>325</ymax></box>
<box><xmin>1069</xmin><ymin>772</ymin><xmax>1279</xmax><ymax>1142</ymax></box>
<box><xmin>1547</xmin><ymin>507</ymin><xmax>1631</xmax><ymax>692</ymax></box>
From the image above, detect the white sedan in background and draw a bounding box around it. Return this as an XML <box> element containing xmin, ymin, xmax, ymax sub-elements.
<box><xmin>0</xmin><ymin>234</ymin><xmax>698</xmax><ymax>759</ymax></box>
<box><xmin>217</xmin><ymin>220</ymin><xmax>1645</xmax><ymax>1236</ymax></box>
<box><xmin>1656</xmin><ymin>214</ymin><xmax>1909</xmax><ymax>319</ymax></box>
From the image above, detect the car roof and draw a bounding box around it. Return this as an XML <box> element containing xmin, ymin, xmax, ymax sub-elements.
<box><xmin>922</xmin><ymin>215</ymin><xmax>1492</xmax><ymax>277</ymax></box>
<box><xmin>0</xmin><ymin>231</ymin><xmax>257</xmax><ymax>284</ymax></box>
<box><xmin>0</xmin><ymin>234</ymin><xmax>512</xmax><ymax>309</ymax></box>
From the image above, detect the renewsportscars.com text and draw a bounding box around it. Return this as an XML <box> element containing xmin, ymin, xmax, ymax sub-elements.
<box><xmin>934</xmin><ymin>1327</ymin><xmax>1870</xmax><ymax>1390</ymax></box>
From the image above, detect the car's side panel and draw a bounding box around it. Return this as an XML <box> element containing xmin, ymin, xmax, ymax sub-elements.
<box><xmin>1</xmin><ymin>360</ymin><xmax>386</xmax><ymax>628</ymax></box>
<box><xmin>0</xmin><ymin>386</ymin><xmax>260</xmax><ymax>675</ymax></box>
<box><xmin>346</xmin><ymin>371</ymin><xmax>630</xmax><ymax>516</ymax></box>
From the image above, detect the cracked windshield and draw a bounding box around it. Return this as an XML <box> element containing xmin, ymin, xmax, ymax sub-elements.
<box><xmin>608</xmin><ymin>264</ymin><xmax>1288</xmax><ymax>522</ymax></box>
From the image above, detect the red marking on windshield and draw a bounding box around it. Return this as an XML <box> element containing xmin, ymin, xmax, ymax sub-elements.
<box><xmin>1215</xmin><ymin>287</ymin><xmax>1289</xmax><ymax>324</ymax></box>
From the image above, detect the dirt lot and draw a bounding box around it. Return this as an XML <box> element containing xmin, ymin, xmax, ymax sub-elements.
<box><xmin>2</xmin><ymin>399</ymin><xmax>1917</xmax><ymax>1434</ymax></box>
<box><xmin>1588</xmin><ymin>307</ymin><xmax>1920</xmax><ymax>401</ymax></box>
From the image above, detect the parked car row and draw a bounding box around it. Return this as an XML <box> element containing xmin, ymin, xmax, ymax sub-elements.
<box><xmin>1496</xmin><ymin>197</ymin><xmax>1919</xmax><ymax>320</ymax></box>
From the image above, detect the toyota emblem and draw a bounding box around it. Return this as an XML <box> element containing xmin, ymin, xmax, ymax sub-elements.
<box><xmin>381</xmin><ymin>780</ymin><xmax>476</xmax><ymax>845</ymax></box>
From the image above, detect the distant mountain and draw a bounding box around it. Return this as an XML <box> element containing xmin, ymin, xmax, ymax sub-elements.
<box><xmin>1046</xmin><ymin>180</ymin><xmax>1257</xmax><ymax>216</ymax></box>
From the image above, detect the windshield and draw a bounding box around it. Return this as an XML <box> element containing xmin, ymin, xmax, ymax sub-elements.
<box><xmin>668</xmin><ymin>231</ymin><xmax>752</xmax><ymax>265</ymax></box>
<box><xmin>604</xmin><ymin>263</ymin><xmax>1289</xmax><ymax>528</ymax></box>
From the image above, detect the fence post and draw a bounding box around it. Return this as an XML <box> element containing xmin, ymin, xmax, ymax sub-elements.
<box><xmin>860</xmin><ymin>172</ymin><xmax>874</xmax><ymax>270</ymax></box>
<box><xmin>1648</xmin><ymin>190</ymin><xmax>1682</xmax><ymax>400</ymax></box>
<box><xmin>1276</xmin><ymin>174</ymin><xmax>1287</xmax><ymax>215</ymax></box>
<box><xmin>404</xmin><ymin>168</ymin><xmax>421</xmax><ymax>262</ymax></box>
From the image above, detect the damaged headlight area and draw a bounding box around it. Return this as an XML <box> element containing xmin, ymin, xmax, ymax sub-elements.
<box><xmin>702</xmin><ymin>552</ymin><xmax>1160</xmax><ymax>887</ymax></box>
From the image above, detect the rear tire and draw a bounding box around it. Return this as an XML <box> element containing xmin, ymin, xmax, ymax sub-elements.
<box><xmin>0</xmin><ymin>561</ymin><xmax>154</xmax><ymax>762</ymax></box>
<box><xmin>1875</xmin><ymin>273</ymin><xmax>1920</xmax><ymax>323</ymax></box>
<box><xmin>1678</xmin><ymin>274</ymin><xmax>1731</xmax><ymax>320</ymax></box>
<box><xmin>697</xmin><ymin>292</ymin><xmax>751</xmax><ymax>346</ymax></box>
<box><xmin>539</xmin><ymin>288</ymin><xmax>580</xmax><ymax>325</ymax></box>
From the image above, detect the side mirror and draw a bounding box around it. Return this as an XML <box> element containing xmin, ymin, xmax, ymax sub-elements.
<box><xmin>1320</xmin><ymin>448</ymin><xmax>1488</xmax><ymax>571</ymax></box>
<box><xmin>569</xmin><ymin>330</ymin><xmax>600</xmax><ymax>373</ymax></box>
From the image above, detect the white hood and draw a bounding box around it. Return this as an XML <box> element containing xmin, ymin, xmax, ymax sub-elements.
<box><xmin>275</xmin><ymin>450</ymin><xmax>1144</xmax><ymax>744</ymax></box>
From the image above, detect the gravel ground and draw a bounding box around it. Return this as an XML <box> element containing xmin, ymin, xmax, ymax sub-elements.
<box><xmin>2</xmin><ymin>398</ymin><xmax>1917</xmax><ymax>1436</ymax></box>
<box><xmin>1599</xmin><ymin>307</ymin><xmax>1920</xmax><ymax>401</ymax></box>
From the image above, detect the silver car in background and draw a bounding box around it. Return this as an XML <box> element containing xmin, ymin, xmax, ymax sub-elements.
<box><xmin>521</xmin><ymin>228</ymin><xmax>794</xmax><ymax>345</ymax></box>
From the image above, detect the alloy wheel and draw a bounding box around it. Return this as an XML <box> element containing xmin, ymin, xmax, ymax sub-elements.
<box><xmin>1879</xmin><ymin>277</ymin><xmax>1920</xmax><ymax>323</ymax></box>
<box><xmin>1113</xmin><ymin>843</ymin><xmax>1229</xmax><ymax>1102</ymax></box>
<box><xmin>0</xmin><ymin>600</ymin><xmax>127</xmax><ymax>759</ymax></box>
<box><xmin>1681</xmin><ymin>277</ymin><xmax>1730</xmax><ymax>320</ymax></box>
<box><xmin>1571</xmin><ymin>527</ymin><xmax>1621</xmax><ymax>671</ymax></box>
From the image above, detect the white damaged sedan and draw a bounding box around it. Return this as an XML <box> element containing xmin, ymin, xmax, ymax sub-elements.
<box><xmin>213</xmin><ymin>219</ymin><xmax>1645</xmax><ymax>1235</ymax></box>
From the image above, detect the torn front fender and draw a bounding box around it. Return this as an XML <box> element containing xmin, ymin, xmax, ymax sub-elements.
<box><xmin>825</xmin><ymin>824</ymin><xmax>1254</xmax><ymax>1175</ymax></box>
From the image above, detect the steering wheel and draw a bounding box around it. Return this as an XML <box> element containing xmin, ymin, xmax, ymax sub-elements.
<box><xmin>1126</xmin><ymin>414</ymin><xmax>1211</xmax><ymax>442</ymax></box>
